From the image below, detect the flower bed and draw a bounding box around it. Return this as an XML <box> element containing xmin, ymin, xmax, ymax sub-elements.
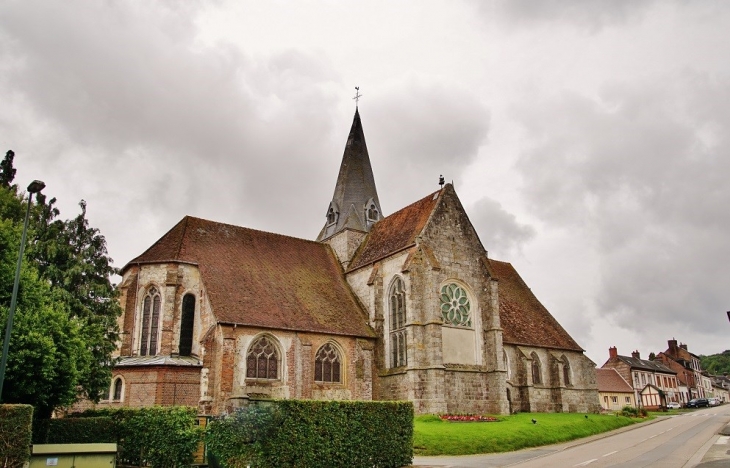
<box><xmin>440</xmin><ymin>414</ymin><xmax>500</xmax><ymax>422</ymax></box>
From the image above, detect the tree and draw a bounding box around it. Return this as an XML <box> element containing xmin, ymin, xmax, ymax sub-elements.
<box><xmin>0</xmin><ymin>150</ymin><xmax>121</xmax><ymax>417</ymax></box>
<box><xmin>0</xmin><ymin>150</ymin><xmax>16</xmax><ymax>188</ymax></box>
<box><xmin>649</xmin><ymin>352</ymin><xmax>656</xmax><ymax>361</ymax></box>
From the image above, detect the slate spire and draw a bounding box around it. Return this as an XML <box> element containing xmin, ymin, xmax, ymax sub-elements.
<box><xmin>317</xmin><ymin>109</ymin><xmax>382</xmax><ymax>241</ymax></box>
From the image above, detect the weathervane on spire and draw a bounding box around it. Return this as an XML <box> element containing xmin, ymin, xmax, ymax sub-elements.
<box><xmin>353</xmin><ymin>86</ymin><xmax>362</xmax><ymax>108</ymax></box>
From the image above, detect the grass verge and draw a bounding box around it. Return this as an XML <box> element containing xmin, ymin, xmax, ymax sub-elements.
<box><xmin>413</xmin><ymin>412</ymin><xmax>645</xmax><ymax>455</ymax></box>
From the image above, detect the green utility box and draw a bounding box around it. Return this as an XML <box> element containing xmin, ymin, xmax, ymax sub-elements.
<box><xmin>30</xmin><ymin>443</ymin><xmax>116</xmax><ymax>468</ymax></box>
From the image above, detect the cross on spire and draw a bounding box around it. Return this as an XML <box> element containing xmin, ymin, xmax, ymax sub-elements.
<box><xmin>353</xmin><ymin>86</ymin><xmax>362</xmax><ymax>108</ymax></box>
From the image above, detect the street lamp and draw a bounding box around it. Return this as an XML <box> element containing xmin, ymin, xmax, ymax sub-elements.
<box><xmin>0</xmin><ymin>180</ymin><xmax>45</xmax><ymax>401</ymax></box>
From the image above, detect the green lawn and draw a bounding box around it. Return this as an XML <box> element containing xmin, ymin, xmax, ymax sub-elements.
<box><xmin>413</xmin><ymin>413</ymin><xmax>644</xmax><ymax>455</ymax></box>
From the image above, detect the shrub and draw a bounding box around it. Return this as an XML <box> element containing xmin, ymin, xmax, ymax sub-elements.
<box><xmin>206</xmin><ymin>400</ymin><xmax>413</xmax><ymax>468</ymax></box>
<box><xmin>206</xmin><ymin>404</ymin><xmax>280</xmax><ymax>468</ymax></box>
<box><xmin>620</xmin><ymin>406</ymin><xmax>647</xmax><ymax>418</ymax></box>
<box><xmin>0</xmin><ymin>404</ymin><xmax>33</xmax><ymax>468</ymax></box>
<box><xmin>118</xmin><ymin>406</ymin><xmax>202</xmax><ymax>468</ymax></box>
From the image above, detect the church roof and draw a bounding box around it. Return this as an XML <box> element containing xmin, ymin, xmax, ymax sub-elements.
<box><xmin>317</xmin><ymin>109</ymin><xmax>382</xmax><ymax>240</ymax></box>
<box><xmin>347</xmin><ymin>187</ymin><xmax>443</xmax><ymax>271</ymax></box>
<box><xmin>126</xmin><ymin>216</ymin><xmax>376</xmax><ymax>338</ymax></box>
<box><xmin>488</xmin><ymin>259</ymin><xmax>584</xmax><ymax>351</ymax></box>
<box><xmin>595</xmin><ymin>368</ymin><xmax>633</xmax><ymax>393</ymax></box>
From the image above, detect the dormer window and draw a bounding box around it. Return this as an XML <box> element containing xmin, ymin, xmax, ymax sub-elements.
<box><xmin>326</xmin><ymin>202</ymin><xmax>339</xmax><ymax>226</ymax></box>
<box><xmin>365</xmin><ymin>198</ymin><xmax>379</xmax><ymax>223</ymax></box>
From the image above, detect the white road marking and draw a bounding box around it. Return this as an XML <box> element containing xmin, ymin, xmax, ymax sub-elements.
<box><xmin>573</xmin><ymin>459</ymin><xmax>598</xmax><ymax>466</ymax></box>
<box><xmin>602</xmin><ymin>451</ymin><xmax>617</xmax><ymax>457</ymax></box>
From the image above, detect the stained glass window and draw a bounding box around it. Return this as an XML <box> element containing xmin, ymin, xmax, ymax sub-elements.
<box><xmin>440</xmin><ymin>283</ymin><xmax>471</xmax><ymax>327</ymax></box>
<box><xmin>314</xmin><ymin>343</ymin><xmax>341</xmax><ymax>383</ymax></box>
<box><xmin>389</xmin><ymin>277</ymin><xmax>407</xmax><ymax>367</ymax></box>
<box><xmin>140</xmin><ymin>287</ymin><xmax>161</xmax><ymax>356</ymax></box>
<box><xmin>246</xmin><ymin>336</ymin><xmax>279</xmax><ymax>379</ymax></box>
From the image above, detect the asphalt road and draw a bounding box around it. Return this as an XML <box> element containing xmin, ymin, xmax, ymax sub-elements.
<box><xmin>413</xmin><ymin>406</ymin><xmax>730</xmax><ymax>468</ymax></box>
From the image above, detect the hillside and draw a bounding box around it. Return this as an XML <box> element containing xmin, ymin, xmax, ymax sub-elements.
<box><xmin>700</xmin><ymin>350</ymin><xmax>730</xmax><ymax>375</ymax></box>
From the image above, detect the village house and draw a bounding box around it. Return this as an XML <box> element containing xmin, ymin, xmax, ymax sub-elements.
<box><xmin>656</xmin><ymin>339</ymin><xmax>709</xmax><ymax>401</ymax></box>
<box><xmin>85</xmin><ymin>110</ymin><xmax>601</xmax><ymax>415</ymax></box>
<box><xmin>602</xmin><ymin>347</ymin><xmax>679</xmax><ymax>409</ymax></box>
<box><xmin>595</xmin><ymin>368</ymin><xmax>635</xmax><ymax>411</ymax></box>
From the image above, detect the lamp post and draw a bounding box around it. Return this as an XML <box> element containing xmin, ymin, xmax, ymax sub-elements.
<box><xmin>0</xmin><ymin>180</ymin><xmax>45</xmax><ymax>401</ymax></box>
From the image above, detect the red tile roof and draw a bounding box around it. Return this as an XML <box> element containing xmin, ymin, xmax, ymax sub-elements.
<box><xmin>125</xmin><ymin>216</ymin><xmax>375</xmax><ymax>338</ymax></box>
<box><xmin>489</xmin><ymin>259</ymin><xmax>583</xmax><ymax>351</ymax></box>
<box><xmin>348</xmin><ymin>188</ymin><xmax>443</xmax><ymax>271</ymax></box>
<box><xmin>596</xmin><ymin>368</ymin><xmax>633</xmax><ymax>393</ymax></box>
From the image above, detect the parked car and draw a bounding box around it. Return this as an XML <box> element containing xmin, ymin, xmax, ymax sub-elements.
<box><xmin>686</xmin><ymin>398</ymin><xmax>710</xmax><ymax>408</ymax></box>
<box><xmin>667</xmin><ymin>402</ymin><xmax>681</xmax><ymax>409</ymax></box>
<box><xmin>709</xmin><ymin>398</ymin><xmax>721</xmax><ymax>406</ymax></box>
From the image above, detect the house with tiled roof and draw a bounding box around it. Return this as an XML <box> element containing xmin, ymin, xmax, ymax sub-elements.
<box><xmin>596</xmin><ymin>368</ymin><xmax>635</xmax><ymax>411</ymax></box>
<box><xmin>656</xmin><ymin>339</ymin><xmax>709</xmax><ymax>401</ymax></box>
<box><xmin>89</xmin><ymin>109</ymin><xmax>600</xmax><ymax>415</ymax></box>
<box><xmin>602</xmin><ymin>347</ymin><xmax>679</xmax><ymax>409</ymax></box>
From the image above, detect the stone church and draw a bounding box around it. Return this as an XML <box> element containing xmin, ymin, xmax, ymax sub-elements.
<box><xmin>99</xmin><ymin>110</ymin><xmax>599</xmax><ymax>415</ymax></box>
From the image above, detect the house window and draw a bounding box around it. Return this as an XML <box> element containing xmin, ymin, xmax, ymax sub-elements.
<box><xmin>440</xmin><ymin>283</ymin><xmax>471</xmax><ymax>327</ymax></box>
<box><xmin>390</xmin><ymin>277</ymin><xmax>407</xmax><ymax>367</ymax></box>
<box><xmin>625</xmin><ymin>397</ymin><xmax>631</xmax><ymax>403</ymax></box>
<box><xmin>531</xmin><ymin>353</ymin><xmax>542</xmax><ymax>385</ymax></box>
<box><xmin>246</xmin><ymin>336</ymin><xmax>279</xmax><ymax>379</ymax></box>
<box><xmin>314</xmin><ymin>343</ymin><xmax>341</xmax><ymax>383</ymax></box>
<box><xmin>112</xmin><ymin>377</ymin><xmax>123</xmax><ymax>401</ymax></box>
<box><xmin>612</xmin><ymin>396</ymin><xmax>618</xmax><ymax>403</ymax></box>
<box><xmin>179</xmin><ymin>294</ymin><xmax>195</xmax><ymax>356</ymax></box>
<box><xmin>140</xmin><ymin>286</ymin><xmax>161</xmax><ymax>356</ymax></box>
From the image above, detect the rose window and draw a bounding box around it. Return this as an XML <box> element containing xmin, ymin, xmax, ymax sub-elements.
<box><xmin>440</xmin><ymin>283</ymin><xmax>471</xmax><ymax>327</ymax></box>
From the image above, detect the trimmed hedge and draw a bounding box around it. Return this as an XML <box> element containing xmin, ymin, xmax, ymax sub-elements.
<box><xmin>207</xmin><ymin>400</ymin><xmax>413</xmax><ymax>468</ymax></box>
<box><xmin>47</xmin><ymin>417</ymin><xmax>118</xmax><ymax>444</ymax></box>
<box><xmin>33</xmin><ymin>406</ymin><xmax>201</xmax><ymax>468</ymax></box>
<box><xmin>0</xmin><ymin>404</ymin><xmax>33</xmax><ymax>468</ymax></box>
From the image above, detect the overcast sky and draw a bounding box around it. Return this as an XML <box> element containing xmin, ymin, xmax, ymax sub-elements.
<box><xmin>2</xmin><ymin>0</ymin><xmax>729</xmax><ymax>365</ymax></box>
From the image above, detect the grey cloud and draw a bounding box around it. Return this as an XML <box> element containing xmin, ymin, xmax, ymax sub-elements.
<box><xmin>511</xmin><ymin>70</ymin><xmax>730</xmax><ymax>339</ymax></box>
<box><xmin>469</xmin><ymin>197</ymin><xmax>535</xmax><ymax>258</ymax></box>
<box><xmin>474</xmin><ymin>0</ymin><xmax>658</xmax><ymax>33</ymax></box>
<box><xmin>366</xmin><ymin>81</ymin><xmax>490</xmax><ymax>213</ymax></box>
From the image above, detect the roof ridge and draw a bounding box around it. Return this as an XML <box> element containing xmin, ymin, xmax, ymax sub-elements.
<box><xmin>184</xmin><ymin>215</ymin><xmax>330</xmax><ymax>247</ymax></box>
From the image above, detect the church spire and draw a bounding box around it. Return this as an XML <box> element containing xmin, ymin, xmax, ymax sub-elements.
<box><xmin>317</xmin><ymin>108</ymin><xmax>382</xmax><ymax>241</ymax></box>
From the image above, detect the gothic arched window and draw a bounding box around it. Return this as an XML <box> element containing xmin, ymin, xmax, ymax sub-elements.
<box><xmin>140</xmin><ymin>286</ymin><xmax>161</xmax><ymax>356</ymax></box>
<box><xmin>531</xmin><ymin>353</ymin><xmax>542</xmax><ymax>385</ymax></box>
<box><xmin>179</xmin><ymin>294</ymin><xmax>195</xmax><ymax>356</ymax></box>
<box><xmin>112</xmin><ymin>377</ymin><xmax>123</xmax><ymax>401</ymax></box>
<box><xmin>246</xmin><ymin>336</ymin><xmax>279</xmax><ymax>380</ymax></box>
<box><xmin>314</xmin><ymin>343</ymin><xmax>341</xmax><ymax>383</ymax></box>
<box><xmin>389</xmin><ymin>277</ymin><xmax>407</xmax><ymax>368</ymax></box>
<box><xmin>562</xmin><ymin>355</ymin><xmax>571</xmax><ymax>386</ymax></box>
<box><xmin>440</xmin><ymin>283</ymin><xmax>471</xmax><ymax>327</ymax></box>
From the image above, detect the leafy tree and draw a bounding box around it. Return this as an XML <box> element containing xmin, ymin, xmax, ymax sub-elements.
<box><xmin>0</xmin><ymin>150</ymin><xmax>121</xmax><ymax>417</ymax></box>
<box><xmin>648</xmin><ymin>352</ymin><xmax>656</xmax><ymax>361</ymax></box>
<box><xmin>0</xmin><ymin>150</ymin><xmax>16</xmax><ymax>188</ymax></box>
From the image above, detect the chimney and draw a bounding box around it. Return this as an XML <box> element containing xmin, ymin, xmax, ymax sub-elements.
<box><xmin>668</xmin><ymin>339</ymin><xmax>678</xmax><ymax>355</ymax></box>
<box><xmin>609</xmin><ymin>346</ymin><xmax>617</xmax><ymax>359</ymax></box>
<box><xmin>680</xmin><ymin>343</ymin><xmax>688</xmax><ymax>351</ymax></box>
<box><xmin>632</xmin><ymin>350</ymin><xmax>641</xmax><ymax>359</ymax></box>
